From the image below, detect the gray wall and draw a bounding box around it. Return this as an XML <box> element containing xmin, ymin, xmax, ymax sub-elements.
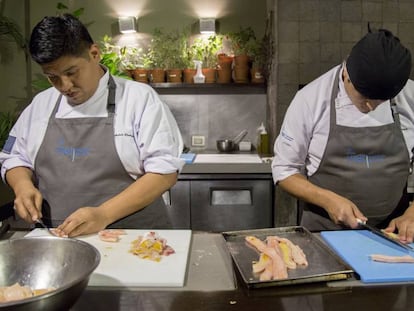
<box><xmin>274</xmin><ymin>0</ymin><xmax>414</xmax><ymax>135</ymax></box>
<box><xmin>161</xmin><ymin>94</ymin><xmax>266</xmax><ymax>151</ymax></box>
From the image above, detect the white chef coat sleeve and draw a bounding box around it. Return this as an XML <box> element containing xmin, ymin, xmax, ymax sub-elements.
<box><xmin>0</xmin><ymin>116</ymin><xmax>31</xmax><ymax>182</ymax></box>
<box><xmin>136</xmin><ymin>90</ymin><xmax>185</xmax><ymax>174</ymax></box>
<box><xmin>0</xmin><ymin>89</ymin><xmax>57</xmax><ymax>183</ymax></box>
<box><xmin>272</xmin><ymin>91</ymin><xmax>314</xmax><ymax>184</ymax></box>
<box><xmin>394</xmin><ymin>79</ymin><xmax>414</xmax><ymax>158</ymax></box>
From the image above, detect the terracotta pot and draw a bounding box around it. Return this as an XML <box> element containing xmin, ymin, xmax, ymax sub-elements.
<box><xmin>250</xmin><ymin>68</ymin><xmax>265</xmax><ymax>84</ymax></box>
<box><xmin>125</xmin><ymin>69</ymin><xmax>134</xmax><ymax>79</ymax></box>
<box><xmin>183</xmin><ymin>68</ymin><xmax>196</xmax><ymax>84</ymax></box>
<box><xmin>149</xmin><ymin>68</ymin><xmax>165</xmax><ymax>83</ymax></box>
<box><xmin>233</xmin><ymin>65</ymin><xmax>250</xmax><ymax>83</ymax></box>
<box><xmin>166</xmin><ymin>69</ymin><xmax>183</xmax><ymax>83</ymax></box>
<box><xmin>217</xmin><ymin>54</ymin><xmax>233</xmax><ymax>70</ymax></box>
<box><xmin>202</xmin><ymin>68</ymin><xmax>216</xmax><ymax>83</ymax></box>
<box><xmin>217</xmin><ymin>68</ymin><xmax>232</xmax><ymax>83</ymax></box>
<box><xmin>132</xmin><ymin>68</ymin><xmax>149</xmax><ymax>83</ymax></box>
<box><xmin>234</xmin><ymin>54</ymin><xmax>250</xmax><ymax>67</ymax></box>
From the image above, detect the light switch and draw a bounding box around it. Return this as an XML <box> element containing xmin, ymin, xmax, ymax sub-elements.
<box><xmin>192</xmin><ymin>135</ymin><xmax>205</xmax><ymax>147</ymax></box>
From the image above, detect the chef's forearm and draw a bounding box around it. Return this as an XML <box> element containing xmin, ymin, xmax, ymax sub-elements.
<box><xmin>98</xmin><ymin>172</ymin><xmax>178</xmax><ymax>224</ymax></box>
<box><xmin>5</xmin><ymin>166</ymin><xmax>36</xmax><ymax>194</ymax></box>
<box><xmin>278</xmin><ymin>173</ymin><xmax>337</xmax><ymax>210</ymax></box>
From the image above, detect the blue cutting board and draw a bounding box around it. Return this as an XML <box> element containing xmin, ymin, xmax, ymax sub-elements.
<box><xmin>180</xmin><ymin>153</ymin><xmax>196</xmax><ymax>164</ymax></box>
<box><xmin>321</xmin><ymin>230</ymin><xmax>414</xmax><ymax>283</ymax></box>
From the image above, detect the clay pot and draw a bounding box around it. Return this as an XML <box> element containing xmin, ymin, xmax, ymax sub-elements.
<box><xmin>149</xmin><ymin>68</ymin><xmax>165</xmax><ymax>83</ymax></box>
<box><xmin>217</xmin><ymin>68</ymin><xmax>232</xmax><ymax>83</ymax></box>
<box><xmin>234</xmin><ymin>54</ymin><xmax>250</xmax><ymax>67</ymax></box>
<box><xmin>132</xmin><ymin>68</ymin><xmax>149</xmax><ymax>83</ymax></box>
<box><xmin>166</xmin><ymin>69</ymin><xmax>183</xmax><ymax>83</ymax></box>
<box><xmin>217</xmin><ymin>54</ymin><xmax>233</xmax><ymax>84</ymax></box>
<box><xmin>217</xmin><ymin>54</ymin><xmax>233</xmax><ymax>70</ymax></box>
<box><xmin>233</xmin><ymin>65</ymin><xmax>250</xmax><ymax>83</ymax></box>
<box><xmin>125</xmin><ymin>69</ymin><xmax>134</xmax><ymax>79</ymax></box>
<box><xmin>183</xmin><ymin>68</ymin><xmax>196</xmax><ymax>84</ymax></box>
<box><xmin>250</xmin><ymin>68</ymin><xmax>265</xmax><ymax>84</ymax></box>
<box><xmin>202</xmin><ymin>68</ymin><xmax>216</xmax><ymax>83</ymax></box>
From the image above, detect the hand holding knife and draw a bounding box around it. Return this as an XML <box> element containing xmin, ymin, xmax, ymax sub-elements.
<box><xmin>356</xmin><ymin>218</ymin><xmax>414</xmax><ymax>252</ymax></box>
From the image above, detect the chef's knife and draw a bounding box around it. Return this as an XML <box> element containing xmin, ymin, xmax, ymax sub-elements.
<box><xmin>356</xmin><ymin>218</ymin><xmax>414</xmax><ymax>252</ymax></box>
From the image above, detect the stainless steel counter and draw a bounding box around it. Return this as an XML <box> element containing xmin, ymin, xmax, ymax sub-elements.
<box><xmin>6</xmin><ymin>230</ymin><xmax>414</xmax><ymax>311</ymax></box>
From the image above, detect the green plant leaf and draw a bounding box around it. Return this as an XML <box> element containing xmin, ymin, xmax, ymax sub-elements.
<box><xmin>56</xmin><ymin>2</ymin><xmax>68</xmax><ymax>10</ymax></box>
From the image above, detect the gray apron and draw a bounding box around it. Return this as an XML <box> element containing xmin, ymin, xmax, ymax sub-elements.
<box><xmin>34</xmin><ymin>75</ymin><xmax>171</xmax><ymax>229</ymax></box>
<box><xmin>301</xmin><ymin>67</ymin><xmax>410</xmax><ymax>231</ymax></box>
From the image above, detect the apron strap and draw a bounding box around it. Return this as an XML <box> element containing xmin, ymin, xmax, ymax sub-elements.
<box><xmin>52</xmin><ymin>74</ymin><xmax>117</xmax><ymax>116</ymax></box>
<box><xmin>107</xmin><ymin>75</ymin><xmax>116</xmax><ymax>113</ymax></box>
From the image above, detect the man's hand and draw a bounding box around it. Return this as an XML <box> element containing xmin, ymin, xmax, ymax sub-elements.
<box><xmin>384</xmin><ymin>205</ymin><xmax>414</xmax><ymax>243</ymax></box>
<box><xmin>323</xmin><ymin>192</ymin><xmax>367</xmax><ymax>229</ymax></box>
<box><xmin>279</xmin><ymin>173</ymin><xmax>367</xmax><ymax>229</ymax></box>
<box><xmin>53</xmin><ymin>207</ymin><xmax>110</xmax><ymax>237</ymax></box>
<box><xmin>6</xmin><ymin>167</ymin><xmax>43</xmax><ymax>223</ymax></box>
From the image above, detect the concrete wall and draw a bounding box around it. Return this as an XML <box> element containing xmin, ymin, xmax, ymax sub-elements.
<box><xmin>161</xmin><ymin>94</ymin><xmax>266</xmax><ymax>150</ymax></box>
<box><xmin>274</xmin><ymin>0</ymin><xmax>414</xmax><ymax>136</ymax></box>
<box><xmin>272</xmin><ymin>0</ymin><xmax>414</xmax><ymax>227</ymax></box>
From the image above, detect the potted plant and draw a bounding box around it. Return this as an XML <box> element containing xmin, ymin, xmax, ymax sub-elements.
<box><xmin>146</xmin><ymin>28</ymin><xmax>188</xmax><ymax>83</ymax></box>
<box><xmin>227</xmin><ymin>27</ymin><xmax>257</xmax><ymax>83</ymax></box>
<box><xmin>190</xmin><ymin>34</ymin><xmax>223</xmax><ymax>83</ymax></box>
<box><xmin>99</xmin><ymin>35</ymin><xmax>130</xmax><ymax>79</ymax></box>
<box><xmin>249</xmin><ymin>37</ymin><xmax>267</xmax><ymax>84</ymax></box>
<box><xmin>162</xmin><ymin>29</ymin><xmax>188</xmax><ymax>83</ymax></box>
<box><xmin>216</xmin><ymin>53</ymin><xmax>233</xmax><ymax>84</ymax></box>
<box><xmin>181</xmin><ymin>44</ymin><xmax>195</xmax><ymax>84</ymax></box>
<box><xmin>145</xmin><ymin>28</ymin><xmax>168</xmax><ymax>83</ymax></box>
<box><xmin>119</xmin><ymin>46</ymin><xmax>149</xmax><ymax>83</ymax></box>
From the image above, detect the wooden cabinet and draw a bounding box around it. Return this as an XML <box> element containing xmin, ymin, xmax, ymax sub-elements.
<box><xmin>164</xmin><ymin>173</ymin><xmax>273</xmax><ymax>231</ymax></box>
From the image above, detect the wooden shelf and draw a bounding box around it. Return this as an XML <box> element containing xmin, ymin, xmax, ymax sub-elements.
<box><xmin>150</xmin><ymin>83</ymin><xmax>266</xmax><ymax>95</ymax></box>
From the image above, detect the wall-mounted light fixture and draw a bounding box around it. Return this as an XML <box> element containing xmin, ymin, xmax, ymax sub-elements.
<box><xmin>199</xmin><ymin>18</ymin><xmax>215</xmax><ymax>34</ymax></box>
<box><xmin>118</xmin><ymin>16</ymin><xmax>137</xmax><ymax>34</ymax></box>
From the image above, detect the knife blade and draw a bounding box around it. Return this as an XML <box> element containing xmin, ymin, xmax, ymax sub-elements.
<box><xmin>356</xmin><ymin>218</ymin><xmax>414</xmax><ymax>252</ymax></box>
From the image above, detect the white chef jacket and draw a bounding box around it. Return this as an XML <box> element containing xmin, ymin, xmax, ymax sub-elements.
<box><xmin>0</xmin><ymin>70</ymin><xmax>185</xmax><ymax>181</ymax></box>
<box><xmin>272</xmin><ymin>64</ymin><xmax>414</xmax><ymax>184</ymax></box>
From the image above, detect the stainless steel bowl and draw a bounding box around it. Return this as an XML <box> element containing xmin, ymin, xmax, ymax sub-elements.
<box><xmin>0</xmin><ymin>236</ymin><xmax>100</xmax><ymax>311</ymax></box>
<box><xmin>216</xmin><ymin>139</ymin><xmax>235</xmax><ymax>152</ymax></box>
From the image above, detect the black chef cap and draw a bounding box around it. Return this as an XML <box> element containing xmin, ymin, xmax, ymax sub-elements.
<box><xmin>346</xmin><ymin>28</ymin><xmax>412</xmax><ymax>100</ymax></box>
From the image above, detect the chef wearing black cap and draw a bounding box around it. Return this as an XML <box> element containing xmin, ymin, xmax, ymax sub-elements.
<box><xmin>272</xmin><ymin>27</ymin><xmax>414</xmax><ymax>242</ymax></box>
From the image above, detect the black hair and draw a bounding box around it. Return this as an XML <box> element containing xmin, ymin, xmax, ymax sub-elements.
<box><xmin>29</xmin><ymin>14</ymin><xmax>94</xmax><ymax>64</ymax></box>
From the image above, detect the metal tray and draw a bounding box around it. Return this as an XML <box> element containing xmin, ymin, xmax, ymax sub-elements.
<box><xmin>222</xmin><ymin>226</ymin><xmax>354</xmax><ymax>288</ymax></box>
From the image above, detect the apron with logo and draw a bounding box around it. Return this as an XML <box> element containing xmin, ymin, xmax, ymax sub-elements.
<box><xmin>301</xmin><ymin>67</ymin><xmax>411</xmax><ymax>231</ymax></box>
<box><xmin>34</xmin><ymin>75</ymin><xmax>171</xmax><ymax>229</ymax></box>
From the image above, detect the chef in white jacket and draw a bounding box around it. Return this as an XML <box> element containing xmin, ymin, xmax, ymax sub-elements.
<box><xmin>272</xmin><ymin>27</ymin><xmax>414</xmax><ymax>242</ymax></box>
<box><xmin>0</xmin><ymin>14</ymin><xmax>184</xmax><ymax>237</ymax></box>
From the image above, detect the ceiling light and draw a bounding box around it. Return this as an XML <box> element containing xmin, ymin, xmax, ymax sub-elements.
<box><xmin>118</xmin><ymin>16</ymin><xmax>137</xmax><ymax>34</ymax></box>
<box><xmin>199</xmin><ymin>18</ymin><xmax>215</xmax><ymax>34</ymax></box>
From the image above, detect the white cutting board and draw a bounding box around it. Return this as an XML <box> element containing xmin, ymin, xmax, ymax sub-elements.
<box><xmin>194</xmin><ymin>153</ymin><xmax>262</xmax><ymax>163</ymax></box>
<box><xmin>26</xmin><ymin>229</ymin><xmax>192</xmax><ymax>287</ymax></box>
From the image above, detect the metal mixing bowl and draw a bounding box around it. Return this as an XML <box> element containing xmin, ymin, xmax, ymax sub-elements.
<box><xmin>0</xmin><ymin>236</ymin><xmax>100</xmax><ymax>311</ymax></box>
<box><xmin>216</xmin><ymin>139</ymin><xmax>235</xmax><ymax>152</ymax></box>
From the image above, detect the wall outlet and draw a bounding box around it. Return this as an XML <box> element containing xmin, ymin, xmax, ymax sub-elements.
<box><xmin>191</xmin><ymin>135</ymin><xmax>205</xmax><ymax>147</ymax></box>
